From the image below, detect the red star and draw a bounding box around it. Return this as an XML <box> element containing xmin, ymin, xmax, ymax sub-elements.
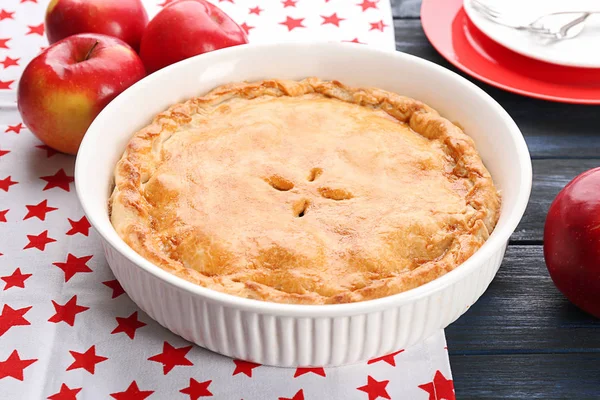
<box><xmin>0</xmin><ymin>84</ymin><xmax>16</xmax><ymax>92</ymax></box>
<box><xmin>110</xmin><ymin>381</ymin><xmax>154</xmax><ymax>400</ymax></box>
<box><xmin>5</xmin><ymin>123</ymin><xmax>23</xmax><ymax>133</ymax></box>
<box><xmin>40</xmin><ymin>169</ymin><xmax>74</xmax><ymax>191</ymax></box>
<box><xmin>24</xmin><ymin>199</ymin><xmax>58</xmax><ymax>221</ymax></box>
<box><xmin>249</xmin><ymin>6</ymin><xmax>263</xmax><ymax>15</ymax></box>
<box><xmin>0</xmin><ymin>305</ymin><xmax>31</xmax><ymax>336</ymax></box>
<box><xmin>148</xmin><ymin>342</ymin><xmax>193</xmax><ymax>374</ymax></box>
<box><xmin>282</xmin><ymin>0</ymin><xmax>297</xmax><ymax>7</ymax></box>
<box><xmin>279</xmin><ymin>16</ymin><xmax>305</xmax><ymax>31</ymax></box>
<box><xmin>279</xmin><ymin>389</ymin><xmax>304</xmax><ymax>400</ymax></box>
<box><xmin>367</xmin><ymin>350</ymin><xmax>404</xmax><ymax>366</ymax></box>
<box><xmin>36</xmin><ymin>144</ymin><xmax>58</xmax><ymax>157</ymax></box>
<box><xmin>111</xmin><ymin>311</ymin><xmax>146</xmax><ymax>339</ymax></box>
<box><xmin>180</xmin><ymin>379</ymin><xmax>213</xmax><ymax>399</ymax></box>
<box><xmin>0</xmin><ymin>56</ymin><xmax>19</xmax><ymax>69</ymax></box>
<box><xmin>27</xmin><ymin>24</ymin><xmax>45</xmax><ymax>36</ymax></box>
<box><xmin>418</xmin><ymin>370</ymin><xmax>455</xmax><ymax>400</ymax></box>
<box><xmin>1</xmin><ymin>268</ymin><xmax>32</xmax><ymax>290</ymax></box>
<box><xmin>0</xmin><ymin>176</ymin><xmax>17</xmax><ymax>191</ymax></box>
<box><xmin>48</xmin><ymin>295</ymin><xmax>89</xmax><ymax>326</ymax></box>
<box><xmin>67</xmin><ymin>345</ymin><xmax>107</xmax><ymax>374</ymax></box>
<box><xmin>294</xmin><ymin>367</ymin><xmax>326</xmax><ymax>377</ymax></box>
<box><xmin>103</xmin><ymin>279</ymin><xmax>125</xmax><ymax>298</ymax></box>
<box><xmin>48</xmin><ymin>384</ymin><xmax>82</xmax><ymax>400</ymax></box>
<box><xmin>369</xmin><ymin>20</ymin><xmax>388</xmax><ymax>32</ymax></box>
<box><xmin>232</xmin><ymin>359</ymin><xmax>261</xmax><ymax>377</ymax></box>
<box><xmin>0</xmin><ymin>350</ymin><xmax>37</xmax><ymax>381</ymax></box>
<box><xmin>321</xmin><ymin>13</ymin><xmax>345</xmax><ymax>27</ymax></box>
<box><xmin>53</xmin><ymin>254</ymin><xmax>93</xmax><ymax>282</ymax></box>
<box><xmin>357</xmin><ymin>376</ymin><xmax>390</xmax><ymax>400</ymax></box>
<box><xmin>0</xmin><ymin>209</ymin><xmax>7</xmax><ymax>222</ymax></box>
<box><xmin>66</xmin><ymin>216</ymin><xmax>91</xmax><ymax>236</ymax></box>
<box><xmin>0</xmin><ymin>10</ymin><xmax>15</xmax><ymax>21</ymax></box>
<box><xmin>24</xmin><ymin>230</ymin><xmax>56</xmax><ymax>251</ymax></box>
<box><xmin>0</xmin><ymin>38</ymin><xmax>10</xmax><ymax>50</ymax></box>
<box><xmin>240</xmin><ymin>22</ymin><xmax>254</xmax><ymax>34</ymax></box>
<box><xmin>0</xmin><ymin>147</ymin><xmax>9</xmax><ymax>157</ymax></box>
<box><xmin>358</xmin><ymin>0</ymin><xmax>378</xmax><ymax>11</ymax></box>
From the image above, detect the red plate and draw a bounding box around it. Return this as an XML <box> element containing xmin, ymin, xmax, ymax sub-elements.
<box><xmin>421</xmin><ymin>0</ymin><xmax>600</xmax><ymax>104</ymax></box>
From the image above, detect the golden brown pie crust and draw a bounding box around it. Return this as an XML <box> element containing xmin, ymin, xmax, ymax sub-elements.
<box><xmin>110</xmin><ymin>78</ymin><xmax>500</xmax><ymax>305</ymax></box>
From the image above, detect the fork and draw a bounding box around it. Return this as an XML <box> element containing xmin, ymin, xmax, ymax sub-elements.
<box><xmin>470</xmin><ymin>0</ymin><xmax>593</xmax><ymax>39</ymax></box>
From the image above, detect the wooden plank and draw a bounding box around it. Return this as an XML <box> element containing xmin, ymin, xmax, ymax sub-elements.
<box><xmin>446</xmin><ymin>246</ymin><xmax>600</xmax><ymax>352</ymax></box>
<box><xmin>393</xmin><ymin>20</ymin><xmax>600</xmax><ymax>158</ymax></box>
<box><xmin>391</xmin><ymin>0</ymin><xmax>421</xmax><ymax>19</ymax></box>
<box><xmin>450</xmin><ymin>353</ymin><xmax>600</xmax><ymax>399</ymax></box>
<box><xmin>513</xmin><ymin>159</ymin><xmax>599</xmax><ymax>242</ymax></box>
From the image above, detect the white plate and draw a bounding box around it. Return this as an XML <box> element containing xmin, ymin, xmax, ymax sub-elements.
<box><xmin>464</xmin><ymin>0</ymin><xmax>600</xmax><ymax>68</ymax></box>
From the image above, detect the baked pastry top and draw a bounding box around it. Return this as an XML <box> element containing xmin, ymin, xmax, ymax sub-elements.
<box><xmin>110</xmin><ymin>78</ymin><xmax>500</xmax><ymax>304</ymax></box>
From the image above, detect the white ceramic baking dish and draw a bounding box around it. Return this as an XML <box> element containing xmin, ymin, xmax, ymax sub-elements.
<box><xmin>75</xmin><ymin>42</ymin><xmax>532</xmax><ymax>367</ymax></box>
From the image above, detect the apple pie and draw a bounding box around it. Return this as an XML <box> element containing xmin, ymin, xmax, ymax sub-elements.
<box><xmin>110</xmin><ymin>78</ymin><xmax>501</xmax><ymax>304</ymax></box>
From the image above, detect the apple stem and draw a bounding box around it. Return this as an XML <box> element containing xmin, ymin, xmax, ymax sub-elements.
<box><xmin>84</xmin><ymin>41</ymin><xmax>100</xmax><ymax>61</ymax></box>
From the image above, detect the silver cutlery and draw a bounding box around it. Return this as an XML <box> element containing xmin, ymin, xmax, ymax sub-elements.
<box><xmin>470</xmin><ymin>0</ymin><xmax>594</xmax><ymax>39</ymax></box>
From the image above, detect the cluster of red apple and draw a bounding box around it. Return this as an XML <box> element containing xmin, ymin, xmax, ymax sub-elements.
<box><xmin>17</xmin><ymin>0</ymin><xmax>248</xmax><ymax>155</ymax></box>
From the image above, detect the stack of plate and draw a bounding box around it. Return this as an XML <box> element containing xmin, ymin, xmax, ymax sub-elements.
<box><xmin>422</xmin><ymin>0</ymin><xmax>600</xmax><ymax>103</ymax></box>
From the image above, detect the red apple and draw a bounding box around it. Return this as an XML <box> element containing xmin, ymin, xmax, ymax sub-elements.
<box><xmin>45</xmin><ymin>0</ymin><xmax>149</xmax><ymax>52</ymax></box>
<box><xmin>18</xmin><ymin>34</ymin><xmax>146</xmax><ymax>155</ymax></box>
<box><xmin>544</xmin><ymin>167</ymin><xmax>600</xmax><ymax>318</ymax></box>
<box><xmin>140</xmin><ymin>0</ymin><xmax>248</xmax><ymax>74</ymax></box>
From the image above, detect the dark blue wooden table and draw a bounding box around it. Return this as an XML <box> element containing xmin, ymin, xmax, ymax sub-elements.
<box><xmin>391</xmin><ymin>1</ymin><xmax>600</xmax><ymax>398</ymax></box>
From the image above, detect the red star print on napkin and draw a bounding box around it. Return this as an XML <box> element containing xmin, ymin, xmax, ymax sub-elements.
<box><xmin>66</xmin><ymin>216</ymin><xmax>91</xmax><ymax>236</ymax></box>
<box><xmin>48</xmin><ymin>384</ymin><xmax>82</xmax><ymax>400</ymax></box>
<box><xmin>0</xmin><ymin>10</ymin><xmax>15</xmax><ymax>21</ymax></box>
<box><xmin>67</xmin><ymin>345</ymin><xmax>108</xmax><ymax>374</ymax></box>
<box><xmin>36</xmin><ymin>144</ymin><xmax>58</xmax><ymax>157</ymax></box>
<box><xmin>0</xmin><ymin>79</ymin><xmax>14</xmax><ymax>89</ymax></box>
<box><xmin>0</xmin><ymin>148</ymin><xmax>9</xmax><ymax>157</ymax></box>
<box><xmin>52</xmin><ymin>254</ymin><xmax>93</xmax><ymax>282</ymax></box>
<box><xmin>0</xmin><ymin>305</ymin><xmax>32</xmax><ymax>336</ymax></box>
<box><xmin>240</xmin><ymin>22</ymin><xmax>254</xmax><ymax>34</ymax></box>
<box><xmin>249</xmin><ymin>6</ymin><xmax>263</xmax><ymax>15</ymax></box>
<box><xmin>279</xmin><ymin>389</ymin><xmax>304</xmax><ymax>400</ymax></box>
<box><xmin>26</xmin><ymin>23</ymin><xmax>44</xmax><ymax>36</ymax></box>
<box><xmin>0</xmin><ymin>209</ymin><xmax>7</xmax><ymax>222</ymax></box>
<box><xmin>5</xmin><ymin>123</ymin><xmax>23</xmax><ymax>133</ymax></box>
<box><xmin>369</xmin><ymin>20</ymin><xmax>388</xmax><ymax>32</ymax></box>
<box><xmin>111</xmin><ymin>311</ymin><xmax>146</xmax><ymax>339</ymax></box>
<box><xmin>232</xmin><ymin>359</ymin><xmax>261</xmax><ymax>377</ymax></box>
<box><xmin>24</xmin><ymin>199</ymin><xmax>57</xmax><ymax>221</ymax></box>
<box><xmin>357</xmin><ymin>376</ymin><xmax>391</xmax><ymax>400</ymax></box>
<box><xmin>148</xmin><ymin>342</ymin><xmax>194</xmax><ymax>374</ymax></box>
<box><xmin>40</xmin><ymin>169</ymin><xmax>74</xmax><ymax>191</ymax></box>
<box><xmin>0</xmin><ymin>38</ymin><xmax>11</xmax><ymax>50</ymax></box>
<box><xmin>24</xmin><ymin>230</ymin><xmax>56</xmax><ymax>251</ymax></box>
<box><xmin>367</xmin><ymin>350</ymin><xmax>404</xmax><ymax>366</ymax></box>
<box><xmin>294</xmin><ymin>367</ymin><xmax>326</xmax><ymax>378</ymax></box>
<box><xmin>110</xmin><ymin>381</ymin><xmax>154</xmax><ymax>400</ymax></box>
<box><xmin>322</xmin><ymin>13</ymin><xmax>345</xmax><ymax>27</ymax></box>
<box><xmin>358</xmin><ymin>0</ymin><xmax>378</xmax><ymax>11</ymax></box>
<box><xmin>102</xmin><ymin>279</ymin><xmax>125</xmax><ymax>298</ymax></box>
<box><xmin>282</xmin><ymin>0</ymin><xmax>297</xmax><ymax>7</ymax></box>
<box><xmin>0</xmin><ymin>56</ymin><xmax>19</xmax><ymax>69</ymax></box>
<box><xmin>2</xmin><ymin>268</ymin><xmax>32</xmax><ymax>290</ymax></box>
<box><xmin>0</xmin><ymin>176</ymin><xmax>18</xmax><ymax>192</ymax></box>
<box><xmin>180</xmin><ymin>379</ymin><xmax>213</xmax><ymax>399</ymax></box>
<box><xmin>419</xmin><ymin>370</ymin><xmax>455</xmax><ymax>400</ymax></box>
<box><xmin>280</xmin><ymin>16</ymin><xmax>305</xmax><ymax>31</ymax></box>
<box><xmin>48</xmin><ymin>295</ymin><xmax>89</xmax><ymax>326</ymax></box>
<box><xmin>0</xmin><ymin>350</ymin><xmax>37</xmax><ymax>381</ymax></box>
